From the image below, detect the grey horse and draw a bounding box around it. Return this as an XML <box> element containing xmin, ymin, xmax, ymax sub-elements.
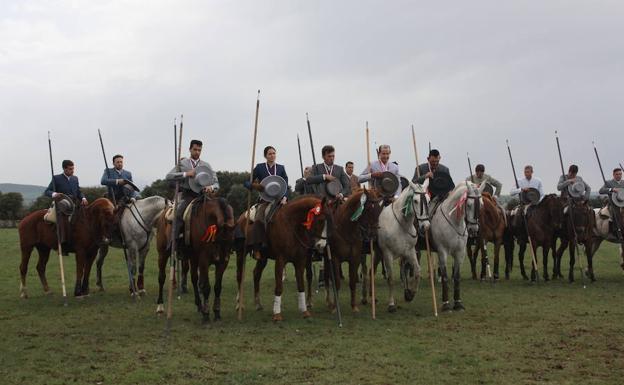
<box><xmin>96</xmin><ymin>196</ymin><xmax>168</xmax><ymax>295</ymax></box>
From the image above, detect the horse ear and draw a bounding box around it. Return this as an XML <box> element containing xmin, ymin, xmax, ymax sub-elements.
<box><xmin>421</xmin><ymin>178</ymin><xmax>430</xmax><ymax>191</ymax></box>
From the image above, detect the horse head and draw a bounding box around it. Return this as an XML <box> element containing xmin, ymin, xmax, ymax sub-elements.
<box><xmin>543</xmin><ymin>194</ymin><xmax>565</xmax><ymax>231</ymax></box>
<box><xmin>309</xmin><ymin>197</ymin><xmax>330</xmax><ymax>252</ymax></box>
<box><xmin>87</xmin><ymin>198</ymin><xmax>116</xmax><ymax>244</ymax></box>
<box><xmin>464</xmin><ymin>182</ymin><xmax>481</xmax><ymax>237</ymax></box>
<box><xmin>349</xmin><ymin>188</ymin><xmax>383</xmax><ymax>239</ymax></box>
<box><xmin>407</xmin><ymin>179</ymin><xmax>431</xmax><ymax>233</ymax></box>
<box><xmin>566</xmin><ymin>199</ymin><xmax>594</xmax><ymax>237</ymax></box>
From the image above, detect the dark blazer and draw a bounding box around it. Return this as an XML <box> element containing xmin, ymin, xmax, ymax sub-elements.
<box><xmin>295</xmin><ymin>178</ymin><xmax>314</xmax><ymax>195</ymax></box>
<box><xmin>412</xmin><ymin>163</ymin><xmax>453</xmax><ymax>185</ymax></box>
<box><xmin>253</xmin><ymin>163</ymin><xmax>288</xmax><ymax>184</ymax></box>
<box><xmin>45</xmin><ymin>174</ymin><xmax>84</xmax><ymax>200</ymax></box>
<box><xmin>306</xmin><ymin>163</ymin><xmax>351</xmax><ymax>197</ymax></box>
<box><xmin>100</xmin><ymin>168</ymin><xmax>139</xmax><ymax>201</ymax></box>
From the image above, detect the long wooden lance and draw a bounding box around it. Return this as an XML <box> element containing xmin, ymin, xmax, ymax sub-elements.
<box><xmin>174</xmin><ymin>118</ymin><xmax>182</xmax><ymax>300</ymax></box>
<box><xmin>297</xmin><ymin>134</ymin><xmax>304</xmax><ymax>178</ymax></box>
<box><xmin>506</xmin><ymin>140</ymin><xmax>540</xmax><ymax>282</ymax></box>
<box><xmin>238</xmin><ymin>90</ymin><xmax>261</xmax><ymax>320</ymax></box>
<box><xmin>166</xmin><ymin>115</ymin><xmax>183</xmax><ymax>328</ymax></box>
<box><xmin>47</xmin><ymin>132</ymin><xmax>68</xmax><ymax>306</ymax></box>
<box><xmin>306</xmin><ymin>113</ymin><xmax>317</xmax><ymax>165</ymax></box>
<box><xmin>555</xmin><ymin>132</ymin><xmax>585</xmax><ymax>287</ymax></box>
<box><xmin>366</xmin><ymin>122</ymin><xmax>376</xmax><ymax>320</ymax></box>
<box><xmin>412</xmin><ymin>125</ymin><xmax>438</xmax><ymax>317</ymax></box>
<box><xmin>467</xmin><ymin>152</ymin><xmax>492</xmax><ymax>282</ymax></box>
<box><xmin>98</xmin><ymin>129</ymin><xmax>138</xmax><ymax>299</ymax></box>
<box><xmin>594</xmin><ymin>142</ymin><xmax>624</xmax><ymax>242</ymax></box>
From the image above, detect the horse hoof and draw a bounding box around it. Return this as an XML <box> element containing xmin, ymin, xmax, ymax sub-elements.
<box><xmin>156</xmin><ymin>304</ymin><xmax>164</xmax><ymax>314</ymax></box>
<box><xmin>361</xmin><ymin>298</ymin><xmax>368</xmax><ymax>305</ymax></box>
<box><xmin>255</xmin><ymin>303</ymin><xmax>263</xmax><ymax>311</ymax></box>
<box><xmin>181</xmin><ymin>285</ymin><xmax>188</xmax><ymax>294</ymax></box>
<box><xmin>404</xmin><ymin>289</ymin><xmax>415</xmax><ymax>302</ymax></box>
<box><xmin>302</xmin><ymin>310</ymin><xmax>312</xmax><ymax>318</ymax></box>
<box><xmin>97</xmin><ymin>286</ymin><xmax>105</xmax><ymax>292</ymax></box>
<box><xmin>213</xmin><ymin>311</ymin><xmax>221</xmax><ymax>321</ymax></box>
<box><xmin>138</xmin><ymin>289</ymin><xmax>147</xmax><ymax>296</ymax></box>
<box><xmin>521</xmin><ymin>274</ymin><xmax>529</xmax><ymax>281</ymax></box>
<box><xmin>19</xmin><ymin>291</ymin><xmax>28</xmax><ymax>299</ymax></box>
<box><xmin>352</xmin><ymin>306</ymin><xmax>360</xmax><ymax>313</ymax></box>
<box><xmin>543</xmin><ymin>275</ymin><xmax>550</xmax><ymax>282</ymax></box>
<box><xmin>272</xmin><ymin>313</ymin><xmax>283</xmax><ymax>322</ymax></box>
<box><xmin>441</xmin><ymin>303</ymin><xmax>452</xmax><ymax>312</ymax></box>
<box><xmin>388</xmin><ymin>304</ymin><xmax>397</xmax><ymax>313</ymax></box>
<box><xmin>43</xmin><ymin>289</ymin><xmax>53</xmax><ymax>296</ymax></box>
<box><xmin>453</xmin><ymin>302</ymin><xmax>465</xmax><ymax>312</ymax></box>
<box><xmin>201</xmin><ymin>313</ymin><xmax>210</xmax><ymax>324</ymax></box>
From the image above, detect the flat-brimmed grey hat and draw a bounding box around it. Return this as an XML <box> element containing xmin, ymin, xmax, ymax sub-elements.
<box><xmin>122</xmin><ymin>179</ymin><xmax>140</xmax><ymax>193</ymax></box>
<box><xmin>567</xmin><ymin>181</ymin><xmax>586</xmax><ymax>200</ymax></box>
<box><xmin>325</xmin><ymin>180</ymin><xmax>343</xmax><ymax>197</ymax></box>
<box><xmin>189</xmin><ymin>165</ymin><xmax>216</xmax><ymax>194</ymax></box>
<box><xmin>376</xmin><ymin>171</ymin><xmax>400</xmax><ymax>197</ymax></box>
<box><xmin>521</xmin><ymin>188</ymin><xmax>541</xmax><ymax>205</ymax></box>
<box><xmin>260</xmin><ymin>175</ymin><xmax>287</xmax><ymax>202</ymax></box>
<box><xmin>611</xmin><ymin>189</ymin><xmax>624</xmax><ymax>208</ymax></box>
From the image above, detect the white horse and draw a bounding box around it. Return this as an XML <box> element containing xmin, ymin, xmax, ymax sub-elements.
<box><xmin>591</xmin><ymin>207</ymin><xmax>624</xmax><ymax>271</ymax></box>
<box><xmin>429</xmin><ymin>182</ymin><xmax>482</xmax><ymax>312</ymax></box>
<box><xmin>376</xmin><ymin>179</ymin><xmax>430</xmax><ymax>312</ymax></box>
<box><xmin>96</xmin><ymin>196</ymin><xmax>168</xmax><ymax>295</ymax></box>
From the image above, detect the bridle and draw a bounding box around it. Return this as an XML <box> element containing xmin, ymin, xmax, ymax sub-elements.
<box><xmin>442</xmin><ymin>187</ymin><xmax>481</xmax><ymax>236</ymax></box>
<box><xmin>391</xmin><ymin>187</ymin><xmax>429</xmax><ymax>238</ymax></box>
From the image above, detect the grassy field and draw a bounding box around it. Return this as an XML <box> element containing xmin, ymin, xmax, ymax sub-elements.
<box><xmin>1</xmin><ymin>228</ymin><xmax>623</xmax><ymax>385</ymax></box>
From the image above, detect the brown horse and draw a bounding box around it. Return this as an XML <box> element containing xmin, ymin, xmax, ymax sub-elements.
<box><xmin>156</xmin><ymin>197</ymin><xmax>234</xmax><ymax>322</ymax></box>
<box><xmin>268</xmin><ymin>196</ymin><xmax>330</xmax><ymax>321</ymax></box>
<box><xmin>467</xmin><ymin>192</ymin><xmax>506</xmax><ymax>280</ymax></box>
<box><xmin>554</xmin><ymin>199</ymin><xmax>596</xmax><ymax>282</ymax></box>
<box><xmin>325</xmin><ymin>188</ymin><xmax>383</xmax><ymax>313</ymax></box>
<box><xmin>509</xmin><ymin>194</ymin><xmax>564</xmax><ymax>281</ymax></box>
<box><xmin>18</xmin><ymin>198</ymin><xmax>115</xmax><ymax>298</ymax></box>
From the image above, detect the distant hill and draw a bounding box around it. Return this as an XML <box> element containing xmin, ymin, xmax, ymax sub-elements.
<box><xmin>0</xmin><ymin>183</ymin><xmax>46</xmax><ymax>203</ymax></box>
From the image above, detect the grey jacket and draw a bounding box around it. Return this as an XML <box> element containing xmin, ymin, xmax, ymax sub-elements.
<box><xmin>305</xmin><ymin>163</ymin><xmax>351</xmax><ymax>197</ymax></box>
<box><xmin>599</xmin><ymin>178</ymin><xmax>624</xmax><ymax>195</ymax></box>
<box><xmin>557</xmin><ymin>175</ymin><xmax>591</xmax><ymax>200</ymax></box>
<box><xmin>166</xmin><ymin>157</ymin><xmax>219</xmax><ymax>193</ymax></box>
<box><xmin>465</xmin><ymin>173</ymin><xmax>502</xmax><ymax>196</ymax></box>
<box><xmin>412</xmin><ymin>163</ymin><xmax>452</xmax><ymax>185</ymax></box>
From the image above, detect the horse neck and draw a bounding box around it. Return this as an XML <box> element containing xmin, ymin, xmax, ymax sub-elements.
<box><xmin>481</xmin><ymin>197</ymin><xmax>500</xmax><ymax>229</ymax></box>
<box><xmin>198</xmin><ymin>199</ymin><xmax>224</xmax><ymax>227</ymax></box>
<box><xmin>135</xmin><ymin>197</ymin><xmax>166</xmax><ymax>227</ymax></box>
<box><xmin>394</xmin><ymin>188</ymin><xmax>416</xmax><ymax>221</ymax></box>
<box><xmin>439</xmin><ymin>187</ymin><xmax>467</xmax><ymax>226</ymax></box>
<box><xmin>335</xmin><ymin>193</ymin><xmax>363</xmax><ymax>230</ymax></box>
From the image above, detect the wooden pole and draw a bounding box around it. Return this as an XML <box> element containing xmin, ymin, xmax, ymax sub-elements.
<box><xmin>366</xmin><ymin>122</ymin><xmax>376</xmax><ymax>320</ymax></box>
<box><xmin>239</xmin><ymin>90</ymin><xmax>261</xmax><ymax>320</ymax></box>
<box><xmin>412</xmin><ymin>125</ymin><xmax>438</xmax><ymax>317</ymax></box>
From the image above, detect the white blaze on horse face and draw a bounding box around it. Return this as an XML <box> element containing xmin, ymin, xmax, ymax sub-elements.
<box><xmin>273</xmin><ymin>295</ymin><xmax>282</xmax><ymax>315</ymax></box>
<box><xmin>298</xmin><ymin>292</ymin><xmax>307</xmax><ymax>312</ymax></box>
<box><xmin>314</xmin><ymin>221</ymin><xmax>328</xmax><ymax>252</ymax></box>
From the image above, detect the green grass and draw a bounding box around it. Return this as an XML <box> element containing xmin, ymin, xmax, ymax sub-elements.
<box><xmin>1</xmin><ymin>228</ymin><xmax>623</xmax><ymax>384</ymax></box>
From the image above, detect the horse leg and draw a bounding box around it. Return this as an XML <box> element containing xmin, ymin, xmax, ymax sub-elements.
<box><xmin>466</xmin><ymin>242</ymin><xmax>477</xmax><ymax>280</ymax></box>
<box><xmin>74</xmin><ymin>251</ymin><xmax>85</xmax><ymax>297</ymax></box>
<box><xmin>503</xmin><ymin>235</ymin><xmax>514</xmax><ymax>280</ymax></box>
<box><xmin>568</xmin><ymin>241</ymin><xmax>576</xmax><ymax>283</ymax></box>
<box><xmin>19</xmin><ymin>243</ymin><xmax>34</xmax><ymax>299</ymax></box>
<box><xmin>253</xmin><ymin>257</ymin><xmax>267</xmax><ymax>311</ymax></box>
<box><xmin>272</xmin><ymin>257</ymin><xmax>285</xmax><ymax>321</ymax></box>
<box><xmin>542</xmin><ymin>243</ymin><xmax>550</xmax><ymax>282</ymax></box>
<box><xmin>213</xmin><ymin>260</ymin><xmax>226</xmax><ymax>321</ymax></box>
<box><xmin>493</xmin><ymin>240</ymin><xmax>502</xmax><ymax>280</ymax></box>
<box><xmin>294</xmin><ymin>259</ymin><xmax>310</xmax><ymax>318</ymax></box>
<box><xmin>156</xmin><ymin>251</ymin><xmax>168</xmax><ymax>314</ymax></box>
<box><xmin>137</xmin><ymin>247</ymin><xmax>148</xmax><ymax>295</ymax></box>
<box><xmin>305</xmin><ymin>258</ymin><xmax>313</xmax><ymax>310</ymax></box>
<box><xmin>479</xmin><ymin>240</ymin><xmax>487</xmax><ymax>281</ymax></box>
<box><xmin>189</xmin><ymin>256</ymin><xmax>202</xmax><ymax>313</ymax></box>
<box><xmin>518</xmin><ymin>241</ymin><xmax>528</xmax><ymax>280</ymax></box>
<box><xmin>585</xmin><ymin>242</ymin><xmax>596</xmax><ymax>282</ymax></box>
<box><xmin>198</xmin><ymin>255</ymin><xmax>211</xmax><ymax>323</ymax></box>
<box><xmin>349</xmin><ymin>257</ymin><xmax>359</xmax><ymax>313</ymax></box>
<box><xmin>555</xmin><ymin>239</ymin><xmax>567</xmax><ymax>280</ymax></box>
<box><xmin>360</xmin><ymin>253</ymin><xmax>369</xmax><ymax>305</ymax></box>
<box><xmin>452</xmin><ymin>257</ymin><xmax>464</xmax><ymax>311</ymax></box>
<box><xmin>95</xmin><ymin>245</ymin><xmax>107</xmax><ymax>291</ymax></box>
<box><xmin>81</xmin><ymin>251</ymin><xmax>97</xmax><ymax>296</ymax></box>
<box><xmin>35</xmin><ymin>245</ymin><xmax>52</xmax><ymax>294</ymax></box>
<box><xmin>126</xmin><ymin>248</ymin><xmax>138</xmax><ymax>295</ymax></box>
<box><xmin>235</xmin><ymin>248</ymin><xmax>244</xmax><ymax>311</ymax></box>
<box><xmin>438</xmin><ymin>252</ymin><xmax>451</xmax><ymax>312</ymax></box>
<box><xmin>385</xmin><ymin>255</ymin><xmax>396</xmax><ymax>313</ymax></box>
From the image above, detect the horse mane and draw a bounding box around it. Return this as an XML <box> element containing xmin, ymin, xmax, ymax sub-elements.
<box><xmin>446</xmin><ymin>183</ymin><xmax>470</xmax><ymax>203</ymax></box>
<box><xmin>87</xmin><ymin>198</ymin><xmax>114</xmax><ymax>214</ymax></box>
<box><xmin>481</xmin><ymin>193</ymin><xmax>500</xmax><ymax>227</ymax></box>
<box><xmin>282</xmin><ymin>196</ymin><xmax>321</xmax><ymax>225</ymax></box>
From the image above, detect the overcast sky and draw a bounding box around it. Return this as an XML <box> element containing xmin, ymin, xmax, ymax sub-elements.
<box><xmin>1</xmin><ymin>0</ymin><xmax>622</xmax><ymax>193</ymax></box>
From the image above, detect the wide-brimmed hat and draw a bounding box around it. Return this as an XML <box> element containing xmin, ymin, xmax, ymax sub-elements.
<box><xmin>122</xmin><ymin>179</ymin><xmax>140</xmax><ymax>193</ymax></box>
<box><xmin>611</xmin><ymin>189</ymin><xmax>624</xmax><ymax>208</ymax></box>
<box><xmin>400</xmin><ymin>176</ymin><xmax>410</xmax><ymax>191</ymax></box>
<box><xmin>520</xmin><ymin>188</ymin><xmax>541</xmax><ymax>205</ymax></box>
<box><xmin>375</xmin><ymin>171</ymin><xmax>400</xmax><ymax>197</ymax></box>
<box><xmin>55</xmin><ymin>194</ymin><xmax>75</xmax><ymax>215</ymax></box>
<box><xmin>567</xmin><ymin>180</ymin><xmax>586</xmax><ymax>199</ymax></box>
<box><xmin>325</xmin><ymin>180</ymin><xmax>343</xmax><ymax>197</ymax></box>
<box><xmin>429</xmin><ymin>171</ymin><xmax>454</xmax><ymax>197</ymax></box>
<box><xmin>189</xmin><ymin>165</ymin><xmax>216</xmax><ymax>194</ymax></box>
<box><xmin>481</xmin><ymin>182</ymin><xmax>494</xmax><ymax>196</ymax></box>
<box><xmin>260</xmin><ymin>175</ymin><xmax>287</xmax><ymax>202</ymax></box>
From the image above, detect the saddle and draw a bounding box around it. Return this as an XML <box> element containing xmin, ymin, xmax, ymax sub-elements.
<box><xmin>599</xmin><ymin>205</ymin><xmax>611</xmax><ymax>220</ymax></box>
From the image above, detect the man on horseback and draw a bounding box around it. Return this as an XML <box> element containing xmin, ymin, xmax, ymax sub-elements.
<box><xmin>466</xmin><ymin>164</ymin><xmax>502</xmax><ymax>197</ymax></box>
<box><xmin>557</xmin><ymin>164</ymin><xmax>591</xmax><ymax>201</ymax></box>
<box><xmin>295</xmin><ymin>166</ymin><xmax>314</xmax><ymax>195</ymax></box>
<box><xmin>345</xmin><ymin>161</ymin><xmax>361</xmax><ymax>191</ymax></box>
<box><xmin>413</xmin><ymin>149</ymin><xmax>455</xmax><ymax>213</ymax></box>
<box><xmin>166</xmin><ymin>140</ymin><xmax>234</xmax><ymax>243</ymax></box>
<box><xmin>359</xmin><ymin>144</ymin><xmax>401</xmax><ymax>200</ymax></box>
<box><xmin>44</xmin><ymin>159</ymin><xmax>88</xmax><ymax>248</ymax></box>
<box><xmin>509</xmin><ymin>165</ymin><xmax>544</xmax><ymax>229</ymax></box>
<box><xmin>245</xmin><ymin>145</ymin><xmax>289</xmax><ymax>259</ymax></box>
<box><xmin>306</xmin><ymin>145</ymin><xmax>351</xmax><ymax>201</ymax></box>
<box><xmin>100</xmin><ymin>154</ymin><xmax>140</xmax><ymax>206</ymax></box>
<box><xmin>598</xmin><ymin>167</ymin><xmax>624</xmax><ymax>234</ymax></box>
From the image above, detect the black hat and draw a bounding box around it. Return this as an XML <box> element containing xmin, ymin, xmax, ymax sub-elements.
<box><xmin>611</xmin><ymin>189</ymin><xmax>624</xmax><ymax>208</ymax></box>
<box><xmin>325</xmin><ymin>180</ymin><xmax>343</xmax><ymax>197</ymax></box>
<box><xmin>375</xmin><ymin>172</ymin><xmax>400</xmax><ymax>197</ymax></box>
<box><xmin>481</xmin><ymin>182</ymin><xmax>494</xmax><ymax>196</ymax></box>
<box><xmin>520</xmin><ymin>188</ymin><xmax>541</xmax><ymax>205</ymax></box>
<box><xmin>429</xmin><ymin>171</ymin><xmax>455</xmax><ymax>197</ymax></box>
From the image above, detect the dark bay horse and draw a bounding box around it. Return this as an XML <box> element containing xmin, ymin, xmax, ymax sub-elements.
<box><xmin>268</xmin><ymin>196</ymin><xmax>330</xmax><ymax>321</ymax></box>
<box><xmin>554</xmin><ymin>199</ymin><xmax>596</xmax><ymax>282</ymax></box>
<box><xmin>156</xmin><ymin>197</ymin><xmax>234</xmax><ymax>322</ymax></box>
<box><xmin>326</xmin><ymin>189</ymin><xmax>383</xmax><ymax>313</ymax></box>
<box><xmin>467</xmin><ymin>192</ymin><xmax>507</xmax><ymax>280</ymax></box>
<box><xmin>18</xmin><ymin>198</ymin><xmax>115</xmax><ymax>298</ymax></box>
<box><xmin>509</xmin><ymin>194</ymin><xmax>564</xmax><ymax>281</ymax></box>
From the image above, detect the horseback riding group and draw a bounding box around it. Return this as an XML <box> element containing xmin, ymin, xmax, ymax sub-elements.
<box><xmin>16</xmin><ymin>123</ymin><xmax>624</xmax><ymax>324</ymax></box>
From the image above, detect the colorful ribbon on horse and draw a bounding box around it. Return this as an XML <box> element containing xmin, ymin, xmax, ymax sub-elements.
<box><xmin>302</xmin><ymin>203</ymin><xmax>322</xmax><ymax>230</ymax></box>
<box><xmin>200</xmin><ymin>224</ymin><xmax>218</xmax><ymax>242</ymax></box>
<box><xmin>453</xmin><ymin>190</ymin><xmax>468</xmax><ymax>219</ymax></box>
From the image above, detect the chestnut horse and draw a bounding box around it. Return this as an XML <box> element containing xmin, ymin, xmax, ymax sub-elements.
<box><xmin>509</xmin><ymin>194</ymin><xmax>564</xmax><ymax>281</ymax></box>
<box><xmin>156</xmin><ymin>197</ymin><xmax>234</xmax><ymax>322</ymax></box>
<box><xmin>325</xmin><ymin>189</ymin><xmax>383</xmax><ymax>313</ymax></box>
<box><xmin>269</xmin><ymin>196</ymin><xmax>330</xmax><ymax>321</ymax></box>
<box><xmin>467</xmin><ymin>192</ymin><xmax>506</xmax><ymax>280</ymax></box>
<box><xmin>554</xmin><ymin>199</ymin><xmax>596</xmax><ymax>282</ymax></box>
<box><xmin>18</xmin><ymin>198</ymin><xmax>115</xmax><ymax>298</ymax></box>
